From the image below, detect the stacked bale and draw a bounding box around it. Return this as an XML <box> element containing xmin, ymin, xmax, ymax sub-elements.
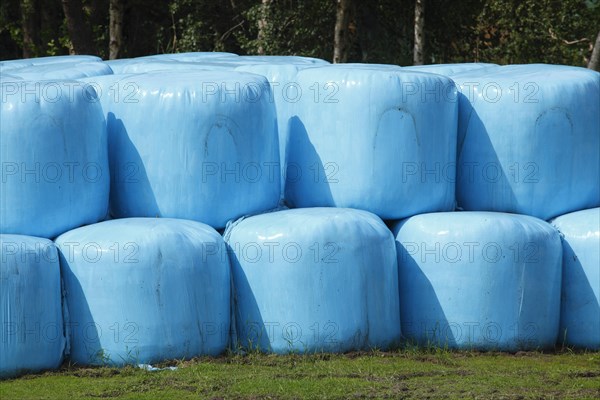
<box><xmin>452</xmin><ymin>65</ymin><xmax>600</xmax><ymax>220</ymax></box>
<box><xmin>0</xmin><ymin>79</ymin><xmax>109</xmax><ymax>238</ymax></box>
<box><xmin>227</xmin><ymin>207</ymin><xmax>401</xmax><ymax>353</ymax></box>
<box><xmin>552</xmin><ymin>208</ymin><xmax>600</xmax><ymax>350</ymax></box>
<box><xmin>393</xmin><ymin>211</ymin><xmax>562</xmax><ymax>351</ymax></box>
<box><xmin>100</xmin><ymin>71</ymin><xmax>280</xmax><ymax>228</ymax></box>
<box><xmin>285</xmin><ymin>65</ymin><xmax>458</xmax><ymax>219</ymax></box>
<box><xmin>56</xmin><ymin>218</ymin><xmax>230</xmax><ymax>365</ymax></box>
<box><xmin>0</xmin><ymin>235</ymin><xmax>66</xmax><ymax>377</ymax></box>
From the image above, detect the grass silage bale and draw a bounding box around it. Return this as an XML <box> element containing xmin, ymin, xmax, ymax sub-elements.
<box><xmin>285</xmin><ymin>65</ymin><xmax>458</xmax><ymax>219</ymax></box>
<box><xmin>0</xmin><ymin>235</ymin><xmax>66</xmax><ymax>378</ymax></box>
<box><xmin>393</xmin><ymin>211</ymin><xmax>562</xmax><ymax>351</ymax></box>
<box><xmin>0</xmin><ymin>80</ymin><xmax>109</xmax><ymax>238</ymax></box>
<box><xmin>227</xmin><ymin>207</ymin><xmax>401</xmax><ymax>353</ymax></box>
<box><xmin>55</xmin><ymin>218</ymin><xmax>230</xmax><ymax>366</ymax></box>
<box><xmin>452</xmin><ymin>65</ymin><xmax>600</xmax><ymax>220</ymax></box>
<box><xmin>402</xmin><ymin>63</ymin><xmax>498</xmax><ymax>76</ymax></box>
<box><xmin>552</xmin><ymin>207</ymin><xmax>600</xmax><ymax>350</ymax></box>
<box><xmin>104</xmin><ymin>71</ymin><xmax>280</xmax><ymax>229</ymax></box>
<box><xmin>10</xmin><ymin>61</ymin><xmax>113</xmax><ymax>80</ymax></box>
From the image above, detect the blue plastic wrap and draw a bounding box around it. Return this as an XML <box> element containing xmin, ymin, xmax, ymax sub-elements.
<box><xmin>0</xmin><ymin>60</ymin><xmax>32</xmax><ymax>72</ymax></box>
<box><xmin>337</xmin><ymin>63</ymin><xmax>402</xmax><ymax>70</ymax></box>
<box><xmin>235</xmin><ymin>55</ymin><xmax>329</xmax><ymax>65</ymax></box>
<box><xmin>20</xmin><ymin>55</ymin><xmax>101</xmax><ymax>65</ymax></box>
<box><xmin>103</xmin><ymin>59</ymin><xmax>139</xmax><ymax>74</ymax></box>
<box><xmin>1</xmin><ymin>234</ymin><xmax>66</xmax><ymax>378</ymax></box>
<box><xmin>393</xmin><ymin>211</ymin><xmax>562</xmax><ymax>350</ymax></box>
<box><xmin>103</xmin><ymin>71</ymin><xmax>280</xmax><ymax>228</ymax></box>
<box><xmin>10</xmin><ymin>61</ymin><xmax>113</xmax><ymax>80</ymax></box>
<box><xmin>402</xmin><ymin>63</ymin><xmax>498</xmax><ymax>76</ymax></box>
<box><xmin>452</xmin><ymin>64</ymin><xmax>600</xmax><ymax>220</ymax></box>
<box><xmin>77</xmin><ymin>73</ymin><xmax>136</xmax><ymax>112</ymax></box>
<box><xmin>226</xmin><ymin>207</ymin><xmax>401</xmax><ymax>353</ymax></box>
<box><xmin>117</xmin><ymin>60</ymin><xmax>234</xmax><ymax>74</ymax></box>
<box><xmin>140</xmin><ymin>52</ymin><xmax>238</xmax><ymax>62</ymax></box>
<box><xmin>55</xmin><ymin>218</ymin><xmax>230</xmax><ymax>366</ymax></box>
<box><xmin>0</xmin><ymin>55</ymin><xmax>101</xmax><ymax>70</ymax></box>
<box><xmin>234</xmin><ymin>63</ymin><xmax>319</xmax><ymax>197</ymax></box>
<box><xmin>551</xmin><ymin>207</ymin><xmax>600</xmax><ymax>350</ymax></box>
<box><xmin>1</xmin><ymin>80</ymin><xmax>110</xmax><ymax>238</ymax></box>
<box><xmin>0</xmin><ymin>73</ymin><xmax>23</xmax><ymax>82</ymax></box>
<box><xmin>285</xmin><ymin>66</ymin><xmax>458</xmax><ymax>219</ymax></box>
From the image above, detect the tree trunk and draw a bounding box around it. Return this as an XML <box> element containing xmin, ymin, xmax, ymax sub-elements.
<box><xmin>61</xmin><ymin>0</ymin><xmax>96</xmax><ymax>55</ymax></box>
<box><xmin>413</xmin><ymin>0</ymin><xmax>425</xmax><ymax>65</ymax></box>
<box><xmin>588</xmin><ymin>31</ymin><xmax>600</xmax><ymax>72</ymax></box>
<box><xmin>21</xmin><ymin>0</ymin><xmax>41</xmax><ymax>58</ymax></box>
<box><xmin>109</xmin><ymin>0</ymin><xmax>124</xmax><ymax>59</ymax></box>
<box><xmin>257</xmin><ymin>0</ymin><xmax>271</xmax><ymax>55</ymax></box>
<box><xmin>333</xmin><ymin>0</ymin><xmax>352</xmax><ymax>63</ymax></box>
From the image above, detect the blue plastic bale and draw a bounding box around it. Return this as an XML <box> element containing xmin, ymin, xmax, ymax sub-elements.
<box><xmin>392</xmin><ymin>211</ymin><xmax>562</xmax><ymax>351</ymax></box>
<box><xmin>226</xmin><ymin>207</ymin><xmax>401</xmax><ymax>353</ymax></box>
<box><xmin>551</xmin><ymin>207</ymin><xmax>600</xmax><ymax>350</ymax></box>
<box><xmin>102</xmin><ymin>71</ymin><xmax>280</xmax><ymax>228</ymax></box>
<box><xmin>1</xmin><ymin>80</ymin><xmax>110</xmax><ymax>238</ymax></box>
<box><xmin>0</xmin><ymin>234</ymin><xmax>66</xmax><ymax>378</ymax></box>
<box><xmin>452</xmin><ymin>64</ymin><xmax>600</xmax><ymax>220</ymax></box>
<box><xmin>285</xmin><ymin>66</ymin><xmax>458</xmax><ymax>219</ymax></box>
<box><xmin>234</xmin><ymin>63</ymin><xmax>398</xmax><ymax>199</ymax></box>
<box><xmin>55</xmin><ymin>218</ymin><xmax>231</xmax><ymax>366</ymax></box>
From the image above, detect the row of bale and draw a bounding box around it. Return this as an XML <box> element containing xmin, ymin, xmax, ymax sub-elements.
<box><xmin>1</xmin><ymin>53</ymin><xmax>599</xmax><ymax>378</ymax></box>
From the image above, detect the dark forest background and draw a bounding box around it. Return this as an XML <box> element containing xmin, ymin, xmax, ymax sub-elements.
<box><xmin>1</xmin><ymin>0</ymin><xmax>599</xmax><ymax>69</ymax></box>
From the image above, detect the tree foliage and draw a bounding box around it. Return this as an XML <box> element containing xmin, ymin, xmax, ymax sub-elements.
<box><xmin>0</xmin><ymin>0</ymin><xmax>598</xmax><ymax>67</ymax></box>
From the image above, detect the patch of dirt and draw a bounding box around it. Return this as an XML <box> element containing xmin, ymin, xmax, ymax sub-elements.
<box><xmin>85</xmin><ymin>389</ymin><xmax>123</xmax><ymax>398</ymax></box>
<box><xmin>569</xmin><ymin>370</ymin><xmax>600</xmax><ymax>378</ymax></box>
<box><xmin>68</xmin><ymin>368</ymin><xmax>120</xmax><ymax>378</ymax></box>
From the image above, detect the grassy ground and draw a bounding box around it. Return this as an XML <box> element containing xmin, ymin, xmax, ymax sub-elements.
<box><xmin>1</xmin><ymin>349</ymin><xmax>599</xmax><ymax>399</ymax></box>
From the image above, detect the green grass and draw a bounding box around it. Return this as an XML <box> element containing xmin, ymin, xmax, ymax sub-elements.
<box><xmin>1</xmin><ymin>349</ymin><xmax>599</xmax><ymax>399</ymax></box>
